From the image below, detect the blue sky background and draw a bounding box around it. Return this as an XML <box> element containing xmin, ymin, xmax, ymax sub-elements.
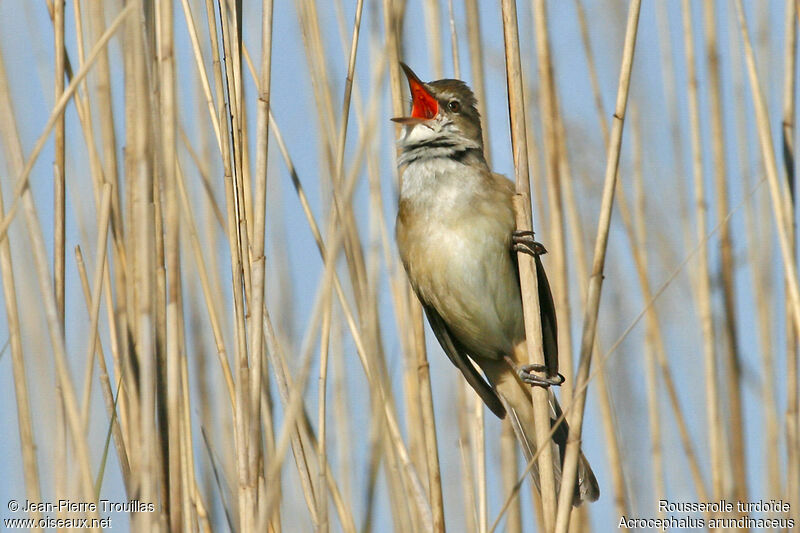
<box><xmin>0</xmin><ymin>0</ymin><xmax>796</xmax><ymax>531</ymax></box>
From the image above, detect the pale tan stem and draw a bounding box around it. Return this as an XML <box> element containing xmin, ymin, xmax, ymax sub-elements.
<box><xmin>681</xmin><ymin>0</ymin><xmax>723</xmax><ymax>505</ymax></box>
<box><xmin>782</xmin><ymin>0</ymin><xmax>800</xmax><ymax>518</ymax></box>
<box><xmin>500</xmin><ymin>0</ymin><xmax>559</xmax><ymax>528</ymax></box>
<box><xmin>74</xmin><ymin>244</ymin><xmax>131</xmax><ymax>490</ymax></box>
<box><xmin>554</xmin><ymin>1</ymin><xmax>641</xmax><ymax>528</ymax></box>
<box><xmin>532</xmin><ymin>0</ymin><xmax>574</xmax><ymax>399</ymax></box>
<box><xmin>79</xmin><ymin>186</ymin><xmax>113</xmax><ymax>430</ymax></box>
<box><xmin>735</xmin><ymin>0</ymin><xmax>800</xmax><ymax>388</ymax></box>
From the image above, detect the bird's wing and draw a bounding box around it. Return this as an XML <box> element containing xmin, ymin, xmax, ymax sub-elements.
<box><xmin>510</xmin><ymin>249</ymin><xmax>560</xmax><ymax>377</ymax></box>
<box><xmin>422</xmin><ymin>303</ymin><xmax>507</xmax><ymax>418</ymax></box>
<box><xmin>534</xmin><ymin>253</ymin><xmax>559</xmax><ymax>377</ymax></box>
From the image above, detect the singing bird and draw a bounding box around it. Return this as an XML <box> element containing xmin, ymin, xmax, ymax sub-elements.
<box><xmin>392</xmin><ymin>63</ymin><xmax>599</xmax><ymax>505</ymax></box>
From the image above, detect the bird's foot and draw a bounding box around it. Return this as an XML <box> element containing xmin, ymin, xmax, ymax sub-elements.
<box><xmin>504</xmin><ymin>356</ymin><xmax>564</xmax><ymax>388</ymax></box>
<box><xmin>512</xmin><ymin>230</ymin><xmax>547</xmax><ymax>257</ymax></box>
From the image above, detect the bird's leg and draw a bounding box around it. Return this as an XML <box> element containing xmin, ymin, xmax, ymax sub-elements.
<box><xmin>512</xmin><ymin>230</ymin><xmax>548</xmax><ymax>257</ymax></box>
<box><xmin>504</xmin><ymin>355</ymin><xmax>565</xmax><ymax>388</ymax></box>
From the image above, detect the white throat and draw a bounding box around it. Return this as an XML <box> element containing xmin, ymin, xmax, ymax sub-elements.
<box><xmin>397</xmin><ymin>120</ymin><xmax>481</xmax><ymax>167</ymax></box>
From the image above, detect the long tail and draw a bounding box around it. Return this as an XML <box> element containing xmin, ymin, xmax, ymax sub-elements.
<box><xmin>480</xmin><ymin>356</ymin><xmax>600</xmax><ymax>506</ymax></box>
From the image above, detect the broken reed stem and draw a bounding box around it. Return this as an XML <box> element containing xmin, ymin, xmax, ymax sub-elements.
<box><xmin>500</xmin><ymin>0</ymin><xmax>559</xmax><ymax>529</ymax></box>
<box><xmin>554</xmin><ymin>1</ymin><xmax>641</xmax><ymax>528</ymax></box>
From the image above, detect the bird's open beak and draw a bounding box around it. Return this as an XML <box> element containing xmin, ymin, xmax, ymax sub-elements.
<box><xmin>391</xmin><ymin>62</ymin><xmax>439</xmax><ymax>124</ymax></box>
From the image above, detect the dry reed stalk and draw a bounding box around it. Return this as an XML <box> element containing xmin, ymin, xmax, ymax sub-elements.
<box><xmin>703</xmin><ymin>1</ymin><xmax>746</xmax><ymax>504</ymax></box>
<box><xmin>331</xmin><ymin>321</ymin><xmax>353</xmax><ymax>510</ymax></box>
<box><xmin>261</xmin><ymin>305</ymin><xmax>324</xmax><ymax>527</ymax></box>
<box><xmin>655</xmin><ymin>1</ymin><xmax>695</xmax><ymax>272</ymax></box>
<box><xmin>499</xmin><ymin>0</ymin><xmax>559</xmax><ymax>528</ymax></box>
<box><xmin>73</xmin><ymin>243</ymin><xmax>132</xmax><ymax>489</ymax></box>
<box><xmin>376</xmin><ymin>1</ymin><xmax>448</xmax><ymax>528</ymax></box>
<box><xmin>473</xmin><ymin>391</ymin><xmax>487</xmax><ymax>533</ymax></box>
<box><xmin>573</xmin><ymin>0</ymin><xmax>609</xmax><ymax>148</ymax></box>
<box><xmin>66</xmin><ymin>0</ymin><xmax>129</xmax><ymax>366</ymax></box>
<box><xmin>0</xmin><ymin>4</ymin><xmax>134</xmax><ymax>242</ymax></box>
<box><xmin>194</xmin><ymin>11</ymin><xmax>239</xmax><ymax>507</ymax></box>
<box><xmin>492</xmin><ymin>170</ymin><xmax>762</xmax><ymax>532</ymax></box>
<box><xmin>736</xmin><ymin>14</ymin><xmax>800</xmax><ymax>513</ymax></box>
<box><xmin>267</xmin><ymin>98</ymin><xmax>432</xmax><ymax>530</ymax></box>
<box><xmin>532</xmin><ymin>0</ymin><xmax>574</xmax><ymax>402</ymax></box>
<box><xmin>157</xmin><ymin>0</ymin><xmax>195</xmax><ymax>527</ymax></box>
<box><xmin>652</xmin><ymin>0</ymin><xmax>712</xmax><ymax>502</ymax></box>
<box><xmin>78</xmin><ymin>185</ymin><xmax>113</xmax><ymax>430</ymax></box>
<box><xmin>217</xmin><ymin>2</ymin><xmax>251</xmax><ymax>293</ymax></box>
<box><xmin>0</xmin><ymin>46</ymin><xmax>100</xmax><ymax>528</ymax></box>
<box><xmin>499</xmin><ymin>419</ymin><xmax>522</xmax><ymax>533</ymax></box>
<box><xmin>523</xmin><ymin>86</ymin><xmax>548</xmax><ymax>234</ymax></box>
<box><xmin>423</xmin><ymin>0</ymin><xmax>444</xmax><ymax>78</ymax></box>
<box><xmin>456</xmin><ymin>388</ymin><xmax>479</xmax><ymax>533</ymax></box>
<box><xmin>123</xmin><ymin>3</ymin><xmax>160</xmax><ymax>528</ymax></box>
<box><xmin>555</xmin><ymin>109</ymin><xmax>629</xmax><ymax>525</ymax></box>
<box><xmin>51</xmin><ymin>0</ymin><xmax>68</xmax><ymax>514</ymax></box>
<box><xmin>561</xmin><ymin>4</ymin><xmax>647</xmax><ymax>512</ymax></box>
<box><xmin>605</xmin><ymin>109</ymin><xmax>710</xmax><ymax>508</ymax></box>
<box><xmin>740</xmin><ymin>153</ymin><xmax>783</xmax><ymax>502</ymax></box>
<box><xmin>782</xmin><ymin>0</ymin><xmax>800</xmax><ymax>518</ymax></box>
<box><xmin>734</xmin><ymin>0</ymin><xmax>800</xmax><ymax>386</ymax></box>
<box><xmin>0</xmin><ymin>95</ymin><xmax>43</xmax><ymax>533</ymax></box>
<box><xmin>175</xmin><ymin>161</ymin><xmax>235</xmax><ymax>403</ymax></box>
<box><xmin>464</xmin><ymin>0</ymin><xmax>491</xmax><ymax>163</ymax></box>
<box><xmin>244</xmin><ymin>0</ymin><xmax>274</xmax><ymax>528</ymax></box>
<box><xmin>554</xmin><ymin>1</ymin><xmax>641</xmax><ymax>527</ymax></box>
<box><xmin>630</xmin><ymin>116</ymin><xmax>664</xmax><ymax>514</ymax></box>
<box><xmin>680</xmin><ymin>0</ymin><xmax>724</xmax><ymax>507</ymax></box>
<box><xmin>87</xmin><ymin>0</ymin><xmax>124</xmax><ymax>251</ymax></box>
<box><xmin>318</xmin><ymin>0</ymin><xmax>363</xmax><ymax>527</ymax></box>
<box><xmin>209</xmin><ymin>3</ymin><xmax>252</xmax><ymax>528</ymax></box>
<box><xmin>64</xmin><ymin>0</ymin><xmax>104</xmax><ymax>210</ymax></box>
<box><xmin>53</xmin><ymin>0</ymin><xmax>65</xmax><ymax>327</ymax></box>
<box><xmin>179</xmin><ymin>0</ymin><xmax>223</xmax><ymax>153</ymax></box>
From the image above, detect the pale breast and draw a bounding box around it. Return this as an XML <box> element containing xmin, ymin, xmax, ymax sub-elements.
<box><xmin>396</xmin><ymin>164</ymin><xmax>524</xmax><ymax>359</ymax></box>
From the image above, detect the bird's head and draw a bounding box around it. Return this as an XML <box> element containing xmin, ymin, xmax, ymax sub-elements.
<box><xmin>392</xmin><ymin>63</ymin><xmax>484</xmax><ymax>165</ymax></box>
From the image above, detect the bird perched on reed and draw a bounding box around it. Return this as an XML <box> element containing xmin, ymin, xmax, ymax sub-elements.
<box><xmin>392</xmin><ymin>62</ymin><xmax>599</xmax><ymax>505</ymax></box>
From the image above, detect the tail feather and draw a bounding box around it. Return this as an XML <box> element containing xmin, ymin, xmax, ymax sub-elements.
<box><xmin>480</xmin><ymin>356</ymin><xmax>600</xmax><ymax>506</ymax></box>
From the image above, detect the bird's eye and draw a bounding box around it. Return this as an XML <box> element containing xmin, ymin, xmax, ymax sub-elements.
<box><xmin>448</xmin><ymin>100</ymin><xmax>460</xmax><ymax>112</ymax></box>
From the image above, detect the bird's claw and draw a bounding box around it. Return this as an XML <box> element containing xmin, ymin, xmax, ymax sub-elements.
<box><xmin>512</xmin><ymin>230</ymin><xmax>547</xmax><ymax>257</ymax></box>
<box><xmin>518</xmin><ymin>364</ymin><xmax>565</xmax><ymax>388</ymax></box>
<box><xmin>504</xmin><ymin>357</ymin><xmax>564</xmax><ymax>388</ymax></box>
